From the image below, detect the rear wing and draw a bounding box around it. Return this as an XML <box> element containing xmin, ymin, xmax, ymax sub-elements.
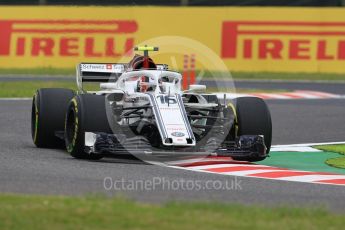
<box><xmin>76</xmin><ymin>63</ymin><xmax>126</xmax><ymax>92</ymax></box>
<box><xmin>76</xmin><ymin>63</ymin><xmax>168</xmax><ymax>92</ymax></box>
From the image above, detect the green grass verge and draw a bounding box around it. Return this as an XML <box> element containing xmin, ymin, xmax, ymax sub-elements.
<box><xmin>0</xmin><ymin>81</ymin><xmax>287</xmax><ymax>98</ymax></box>
<box><xmin>325</xmin><ymin>157</ymin><xmax>345</xmax><ymax>169</ymax></box>
<box><xmin>314</xmin><ymin>145</ymin><xmax>345</xmax><ymax>169</ymax></box>
<box><xmin>316</xmin><ymin>145</ymin><xmax>345</xmax><ymax>155</ymax></box>
<box><xmin>0</xmin><ymin>82</ymin><xmax>76</xmax><ymax>98</ymax></box>
<box><xmin>1</xmin><ymin>68</ymin><xmax>345</xmax><ymax>81</ymax></box>
<box><xmin>0</xmin><ymin>68</ymin><xmax>75</xmax><ymax>76</ymax></box>
<box><xmin>0</xmin><ymin>194</ymin><xmax>344</xmax><ymax>230</ymax></box>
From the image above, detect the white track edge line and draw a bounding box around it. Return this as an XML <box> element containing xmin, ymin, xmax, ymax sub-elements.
<box><xmin>0</xmin><ymin>98</ymin><xmax>32</xmax><ymax>100</ymax></box>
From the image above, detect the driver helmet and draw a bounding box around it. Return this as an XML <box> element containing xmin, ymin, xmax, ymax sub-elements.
<box><xmin>138</xmin><ymin>75</ymin><xmax>154</xmax><ymax>92</ymax></box>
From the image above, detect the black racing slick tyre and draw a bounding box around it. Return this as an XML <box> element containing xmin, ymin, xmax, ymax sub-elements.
<box><xmin>64</xmin><ymin>94</ymin><xmax>112</xmax><ymax>160</ymax></box>
<box><xmin>31</xmin><ymin>88</ymin><xmax>75</xmax><ymax>148</ymax></box>
<box><xmin>235</xmin><ymin>97</ymin><xmax>272</xmax><ymax>161</ymax></box>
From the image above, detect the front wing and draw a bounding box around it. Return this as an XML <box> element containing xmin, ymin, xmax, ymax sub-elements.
<box><xmin>83</xmin><ymin>132</ymin><xmax>267</xmax><ymax>160</ymax></box>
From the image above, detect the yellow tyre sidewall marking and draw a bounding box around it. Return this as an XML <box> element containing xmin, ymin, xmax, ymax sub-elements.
<box><xmin>227</xmin><ymin>102</ymin><xmax>238</xmax><ymax>137</ymax></box>
<box><xmin>66</xmin><ymin>97</ymin><xmax>79</xmax><ymax>153</ymax></box>
<box><xmin>33</xmin><ymin>92</ymin><xmax>39</xmax><ymax>144</ymax></box>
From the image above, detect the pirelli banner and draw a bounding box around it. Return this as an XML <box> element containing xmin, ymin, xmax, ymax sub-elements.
<box><xmin>1</xmin><ymin>6</ymin><xmax>345</xmax><ymax>73</ymax></box>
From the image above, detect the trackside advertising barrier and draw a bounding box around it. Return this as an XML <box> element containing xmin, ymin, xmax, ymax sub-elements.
<box><xmin>1</xmin><ymin>6</ymin><xmax>345</xmax><ymax>73</ymax></box>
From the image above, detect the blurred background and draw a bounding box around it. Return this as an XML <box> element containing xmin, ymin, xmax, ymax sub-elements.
<box><xmin>1</xmin><ymin>0</ymin><xmax>345</xmax><ymax>6</ymax></box>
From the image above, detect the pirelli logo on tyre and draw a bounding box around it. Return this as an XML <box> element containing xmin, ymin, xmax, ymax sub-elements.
<box><xmin>0</xmin><ymin>19</ymin><xmax>137</xmax><ymax>58</ymax></box>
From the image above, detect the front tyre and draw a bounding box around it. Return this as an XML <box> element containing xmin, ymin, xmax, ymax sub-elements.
<box><xmin>65</xmin><ymin>94</ymin><xmax>112</xmax><ymax>160</ymax></box>
<box><xmin>235</xmin><ymin>97</ymin><xmax>272</xmax><ymax>161</ymax></box>
<box><xmin>31</xmin><ymin>88</ymin><xmax>75</xmax><ymax>148</ymax></box>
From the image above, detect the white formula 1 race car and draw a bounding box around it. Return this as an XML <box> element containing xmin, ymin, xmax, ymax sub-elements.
<box><xmin>31</xmin><ymin>46</ymin><xmax>272</xmax><ymax>162</ymax></box>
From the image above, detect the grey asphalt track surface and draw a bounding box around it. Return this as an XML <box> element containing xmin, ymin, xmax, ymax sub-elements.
<box><xmin>1</xmin><ymin>95</ymin><xmax>345</xmax><ymax>212</ymax></box>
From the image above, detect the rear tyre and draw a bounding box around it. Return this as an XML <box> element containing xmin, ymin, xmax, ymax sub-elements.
<box><xmin>31</xmin><ymin>88</ymin><xmax>75</xmax><ymax>148</ymax></box>
<box><xmin>235</xmin><ymin>97</ymin><xmax>272</xmax><ymax>161</ymax></box>
<box><xmin>65</xmin><ymin>94</ymin><xmax>112</xmax><ymax>160</ymax></box>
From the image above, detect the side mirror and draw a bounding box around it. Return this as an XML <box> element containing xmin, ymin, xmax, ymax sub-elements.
<box><xmin>100</xmin><ymin>83</ymin><xmax>117</xmax><ymax>90</ymax></box>
<box><xmin>188</xmin><ymin>84</ymin><xmax>206</xmax><ymax>93</ymax></box>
